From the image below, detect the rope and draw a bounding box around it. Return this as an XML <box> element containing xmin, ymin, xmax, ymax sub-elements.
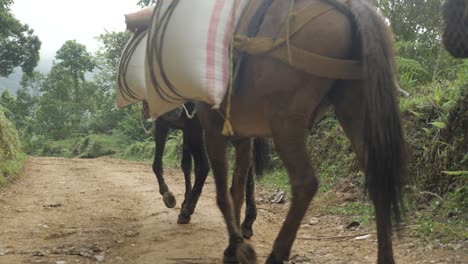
<box><xmin>182</xmin><ymin>104</ymin><xmax>197</xmax><ymax>119</ymax></box>
<box><xmin>286</xmin><ymin>0</ymin><xmax>296</xmax><ymax>64</ymax></box>
<box><xmin>147</xmin><ymin>0</ymin><xmax>189</xmax><ymax>104</ymax></box>
<box><xmin>221</xmin><ymin>0</ymin><xmax>239</xmax><ymax>136</ymax></box>
<box><xmin>139</xmin><ymin>102</ymin><xmax>152</xmax><ymax>135</ymax></box>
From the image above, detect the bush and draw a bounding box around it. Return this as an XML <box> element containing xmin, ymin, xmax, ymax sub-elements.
<box><xmin>123</xmin><ymin>139</ymin><xmax>155</xmax><ymax>161</ymax></box>
<box><xmin>0</xmin><ymin>107</ymin><xmax>26</xmax><ymax>184</ymax></box>
<box><xmin>72</xmin><ymin>134</ymin><xmax>121</xmax><ymax>158</ymax></box>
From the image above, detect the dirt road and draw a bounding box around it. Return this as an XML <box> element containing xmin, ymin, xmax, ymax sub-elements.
<box><xmin>0</xmin><ymin>157</ymin><xmax>465</xmax><ymax>263</ymax></box>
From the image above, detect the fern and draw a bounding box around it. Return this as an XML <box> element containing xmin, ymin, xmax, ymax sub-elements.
<box><xmin>396</xmin><ymin>56</ymin><xmax>428</xmax><ymax>75</ymax></box>
<box><xmin>395</xmin><ymin>56</ymin><xmax>429</xmax><ymax>89</ymax></box>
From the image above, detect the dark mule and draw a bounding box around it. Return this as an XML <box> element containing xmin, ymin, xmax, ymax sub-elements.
<box><xmin>441</xmin><ymin>0</ymin><xmax>468</xmax><ymax>58</ymax></box>
<box><xmin>192</xmin><ymin>0</ymin><xmax>407</xmax><ymax>263</ymax></box>
<box><xmin>147</xmin><ymin>102</ymin><xmax>268</xmax><ymax>238</ymax></box>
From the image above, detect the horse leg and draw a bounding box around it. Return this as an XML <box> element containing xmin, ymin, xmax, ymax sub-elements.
<box><xmin>330</xmin><ymin>81</ymin><xmax>399</xmax><ymax>264</ymax></box>
<box><xmin>241</xmin><ymin>138</ymin><xmax>269</xmax><ymax>238</ymax></box>
<box><xmin>153</xmin><ymin>118</ymin><xmax>176</xmax><ymax>208</ymax></box>
<box><xmin>266</xmin><ymin>115</ymin><xmax>318</xmax><ymax>264</ymax></box>
<box><xmin>230</xmin><ymin>138</ymin><xmax>253</xmax><ymax>230</ymax></box>
<box><xmin>241</xmin><ymin>165</ymin><xmax>256</xmax><ymax>239</ymax></box>
<box><xmin>196</xmin><ymin>101</ymin><xmax>256</xmax><ymax>263</ymax></box>
<box><xmin>178</xmin><ymin>127</ymin><xmax>193</xmax><ymax>222</ymax></box>
<box><xmin>178</xmin><ymin>118</ymin><xmax>210</xmax><ymax>224</ymax></box>
<box><xmin>204</xmin><ymin>130</ymin><xmax>255</xmax><ymax>263</ymax></box>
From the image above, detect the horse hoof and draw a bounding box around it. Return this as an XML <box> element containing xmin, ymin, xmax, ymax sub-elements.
<box><xmin>177</xmin><ymin>213</ymin><xmax>191</xmax><ymax>224</ymax></box>
<box><xmin>265</xmin><ymin>254</ymin><xmax>282</xmax><ymax>264</ymax></box>
<box><xmin>223</xmin><ymin>255</ymin><xmax>239</xmax><ymax>264</ymax></box>
<box><xmin>241</xmin><ymin>224</ymin><xmax>253</xmax><ymax>239</ymax></box>
<box><xmin>236</xmin><ymin>242</ymin><xmax>257</xmax><ymax>264</ymax></box>
<box><xmin>163</xmin><ymin>192</ymin><xmax>176</xmax><ymax>208</ymax></box>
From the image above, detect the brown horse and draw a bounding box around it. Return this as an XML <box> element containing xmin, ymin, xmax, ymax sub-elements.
<box><xmin>189</xmin><ymin>0</ymin><xmax>407</xmax><ymax>263</ymax></box>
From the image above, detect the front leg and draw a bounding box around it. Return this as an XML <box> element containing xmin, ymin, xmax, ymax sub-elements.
<box><xmin>241</xmin><ymin>166</ymin><xmax>256</xmax><ymax>239</ymax></box>
<box><xmin>153</xmin><ymin>118</ymin><xmax>176</xmax><ymax>208</ymax></box>
<box><xmin>180</xmin><ymin>128</ymin><xmax>193</xmax><ymax>209</ymax></box>
<box><xmin>178</xmin><ymin>117</ymin><xmax>210</xmax><ymax>224</ymax></box>
<box><xmin>230</xmin><ymin>138</ymin><xmax>253</xmax><ymax>230</ymax></box>
<box><xmin>196</xmin><ymin>103</ymin><xmax>256</xmax><ymax>263</ymax></box>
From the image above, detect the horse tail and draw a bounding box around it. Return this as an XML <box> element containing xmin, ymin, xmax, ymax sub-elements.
<box><xmin>348</xmin><ymin>1</ymin><xmax>407</xmax><ymax>226</ymax></box>
<box><xmin>252</xmin><ymin>138</ymin><xmax>269</xmax><ymax>179</ymax></box>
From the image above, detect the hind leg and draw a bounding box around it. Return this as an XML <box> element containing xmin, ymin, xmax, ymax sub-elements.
<box><xmin>330</xmin><ymin>82</ymin><xmax>395</xmax><ymax>264</ymax></box>
<box><xmin>153</xmin><ymin>119</ymin><xmax>176</xmax><ymax>208</ymax></box>
<box><xmin>178</xmin><ymin>118</ymin><xmax>210</xmax><ymax>224</ymax></box>
<box><xmin>177</xmin><ymin>129</ymin><xmax>193</xmax><ymax>223</ymax></box>
<box><xmin>266</xmin><ymin>115</ymin><xmax>318</xmax><ymax>263</ymax></box>
<box><xmin>197</xmin><ymin>103</ymin><xmax>256</xmax><ymax>263</ymax></box>
<box><xmin>230</xmin><ymin>138</ymin><xmax>253</xmax><ymax>230</ymax></box>
<box><xmin>205</xmin><ymin>131</ymin><xmax>255</xmax><ymax>263</ymax></box>
<box><xmin>241</xmin><ymin>166</ymin><xmax>256</xmax><ymax>239</ymax></box>
<box><xmin>181</xmin><ymin>129</ymin><xmax>193</xmax><ymax>206</ymax></box>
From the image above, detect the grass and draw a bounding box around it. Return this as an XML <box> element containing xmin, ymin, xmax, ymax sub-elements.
<box><xmin>319</xmin><ymin>200</ymin><xmax>374</xmax><ymax>226</ymax></box>
<box><xmin>258</xmin><ymin>168</ymin><xmax>290</xmax><ymax>193</ymax></box>
<box><xmin>0</xmin><ymin>153</ymin><xmax>27</xmax><ymax>185</ymax></box>
<box><xmin>0</xmin><ymin>107</ymin><xmax>26</xmax><ymax>185</ymax></box>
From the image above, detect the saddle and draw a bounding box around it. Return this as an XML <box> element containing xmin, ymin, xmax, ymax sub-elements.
<box><xmin>234</xmin><ymin>0</ymin><xmax>363</xmax><ymax>80</ymax></box>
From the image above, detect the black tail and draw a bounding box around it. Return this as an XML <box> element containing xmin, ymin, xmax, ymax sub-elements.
<box><xmin>348</xmin><ymin>1</ymin><xmax>407</xmax><ymax>224</ymax></box>
<box><xmin>252</xmin><ymin>138</ymin><xmax>269</xmax><ymax>178</ymax></box>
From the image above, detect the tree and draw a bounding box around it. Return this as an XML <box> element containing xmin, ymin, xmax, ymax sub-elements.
<box><xmin>137</xmin><ymin>0</ymin><xmax>156</xmax><ymax>7</ymax></box>
<box><xmin>56</xmin><ymin>40</ymin><xmax>95</xmax><ymax>102</ymax></box>
<box><xmin>13</xmin><ymin>86</ymin><xmax>38</xmax><ymax>136</ymax></box>
<box><xmin>0</xmin><ymin>0</ymin><xmax>41</xmax><ymax>76</ymax></box>
<box><xmin>0</xmin><ymin>90</ymin><xmax>15</xmax><ymax>118</ymax></box>
<box><xmin>89</xmin><ymin>31</ymin><xmax>135</xmax><ymax>134</ymax></box>
<box><xmin>96</xmin><ymin>31</ymin><xmax>131</xmax><ymax>68</ymax></box>
<box><xmin>35</xmin><ymin>63</ymin><xmax>75</xmax><ymax>139</ymax></box>
<box><xmin>372</xmin><ymin>0</ymin><xmax>462</xmax><ymax>84</ymax></box>
<box><xmin>20</xmin><ymin>71</ymin><xmax>44</xmax><ymax>97</ymax></box>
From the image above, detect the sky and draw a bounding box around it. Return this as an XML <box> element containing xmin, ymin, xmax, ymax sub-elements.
<box><xmin>11</xmin><ymin>0</ymin><xmax>142</xmax><ymax>72</ymax></box>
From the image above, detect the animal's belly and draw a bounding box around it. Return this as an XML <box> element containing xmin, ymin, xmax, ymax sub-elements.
<box><xmin>229</xmin><ymin>95</ymin><xmax>273</xmax><ymax>138</ymax></box>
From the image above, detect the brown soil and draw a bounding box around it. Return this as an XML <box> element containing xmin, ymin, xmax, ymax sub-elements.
<box><xmin>0</xmin><ymin>157</ymin><xmax>466</xmax><ymax>264</ymax></box>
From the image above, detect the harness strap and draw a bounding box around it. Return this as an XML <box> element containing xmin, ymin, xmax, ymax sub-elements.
<box><xmin>235</xmin><ymin>1</ymin><xmax>363</xmax><ymax>80</ymax></box>
<box><xmin>269</xmin><ymin>45</ymin><xmax>362</xmax><ymax>80</ymax></box>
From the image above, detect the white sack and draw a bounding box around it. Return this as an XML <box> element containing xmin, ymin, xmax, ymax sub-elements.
<box><xmin>145</xmin><ymin>0</ymin><xmax>249</xmax><ymax>119</ymax></box>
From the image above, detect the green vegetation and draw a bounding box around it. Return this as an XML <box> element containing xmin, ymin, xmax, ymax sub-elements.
<box><xmin>0</xmin><ymin>0</ymin><xmax>41</xmax><ymax>77</ymax></box>
<box><xmin>0</xmin><ymin>106</ymin><xmax>26</xmax><ymax>185</ymax></box>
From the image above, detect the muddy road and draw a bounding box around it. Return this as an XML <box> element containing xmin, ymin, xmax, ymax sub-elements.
<box><xmin>0</xmin><ymin>157</ymin><xmax>465</xmax><ymax>263</ymax></box>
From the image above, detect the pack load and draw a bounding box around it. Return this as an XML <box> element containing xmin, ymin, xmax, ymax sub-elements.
<box><xmin>116</xmin><ymin>1</ymin><xmax>249</xmax><ymax>120</ymax></box>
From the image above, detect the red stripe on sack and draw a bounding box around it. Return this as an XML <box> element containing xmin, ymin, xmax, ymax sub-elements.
<box><xmin>206</xmin><ymin>0</ymin><xmax>225</xmax><ymax>104</ymax></box>
<box><xmin>222</xmin><ymin>0</ymin><xmax>240</xmax><ymax>99</ymax></box>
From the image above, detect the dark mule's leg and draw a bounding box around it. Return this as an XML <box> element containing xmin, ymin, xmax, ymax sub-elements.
<box><xmin>178</xmin><ymin>116</ymin><xmax>211</xmax><ymax>224</ymax></box>
<box><xmin>197</xmin><ymin>103</ymin><xmax>256</xmax><ymax>264</ymax></box>
<box><xmin>242</xmin><ymin>138</ymin><xmax>269</xmax><ymax>239</ymax></box>
<box><xmin>153</xmin><ymin>118</ymin><xmax>176</xmax><ymax>208</ymax></box>
<box><xmin>180</xmin><ymin>124</ymin><xmax>193</xmax><ymax>209</ymax></box>
<box><xmin>241</xmin><ymin>166</ymin><xmax>256</xmax><ymax>239</ymax></box>
<box><xmin>266</xmin><ymin>116</ymin><xmax>318</xmax><ymax>264</ymax></box>
<box><xmin>230</xmin><ymin>138</ymin><xmax>253</xmax><ymax>230</ymax></box>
